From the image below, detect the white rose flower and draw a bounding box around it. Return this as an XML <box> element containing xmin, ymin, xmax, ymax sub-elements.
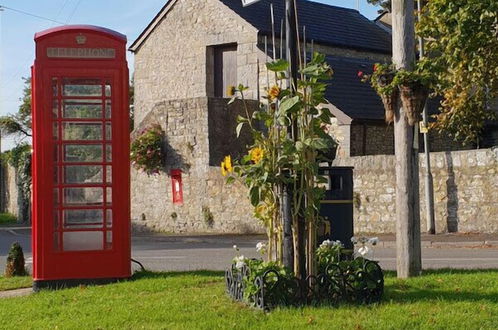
<box><xmin>235</xmin><ymin>260</ymin><xmax>246</xmax><ymax>269</ymax></box>
<box><xmin>320</xmin><ymin>239</ymin><xmax>332</xmax><ymax>247</ymax></box>
<box><xmin>256</xmin><ymin>242</ymin><xmax>267</xmax><ymax>254</ymax></box>
<box><xmin>234</xmin><ymin>255</ymin><xmax>246</xmax><ymax>269</ymax></box>
<box><xmin>334</xmin><ymin>240</ymin><xmax>344</xmax><ymax>248</ymax></box>
<box><xmin>233</xmin><ymin>245</ymin><xmax>239</xmax><ymax>251</ymax></box>
<box><xmin>356</xmin><ymin>246</ymin><xmax>372</xmax><ymax>259</ymax></box>
<box><xmin>368</xmin><ymin>237</ymin><xmax>379</xmax><ymax>246</ymax></box>
<box><xmin>360</xmin><ymin>237</ymin><xmax>369</xmax><ymax>244</ymax></box>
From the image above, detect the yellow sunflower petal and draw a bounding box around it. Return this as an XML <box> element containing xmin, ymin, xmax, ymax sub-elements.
<box><xmin>221</xmin><ymin>161</ymin><xmax>227</xmax><ymax>176</ymax></box>
<box><xmin>224</xmin><ymin>155</ymin><xmax>233</xmax><ymax>173</ymax></box>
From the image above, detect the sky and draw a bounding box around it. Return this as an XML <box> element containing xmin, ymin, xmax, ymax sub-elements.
<box><xmin>0</xmin><ymin>0</ymin><xmax>380</xmax><ymax>151</ymax></box>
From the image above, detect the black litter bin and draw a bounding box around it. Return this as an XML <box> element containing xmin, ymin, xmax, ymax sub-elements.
<box><xmin>318</xmin><ymin>166</ymin><xmax>354</xmax><ymax>249</ymax></box>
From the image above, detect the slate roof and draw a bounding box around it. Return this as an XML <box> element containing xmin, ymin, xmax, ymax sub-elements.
<box><xmin>220</xmin><ymin>0</ymin><xmax>392</xmax><ymax>54</ymax></box>
<box><xmin>324</xmin><ymin>56</ymin><xmax>384</xmax><ymax>120</ymax></box>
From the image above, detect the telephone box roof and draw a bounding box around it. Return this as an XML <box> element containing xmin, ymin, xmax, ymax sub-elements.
<box><xmin>35</xmin><ymin>25</ymin><xmax>126</xmax><ymax>42</ymax></box>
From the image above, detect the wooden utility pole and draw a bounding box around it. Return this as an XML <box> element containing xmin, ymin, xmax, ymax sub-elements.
<box><xmin>392</xmin><ymin>0</ymin><xmax>422</xmax><ymax>278</ymax></box>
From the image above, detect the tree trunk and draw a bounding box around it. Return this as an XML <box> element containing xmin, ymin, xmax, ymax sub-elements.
<box><xmin>392</xmin><ymin>0</ymin><xmax>422</xmax><ymax>278</ymax></box>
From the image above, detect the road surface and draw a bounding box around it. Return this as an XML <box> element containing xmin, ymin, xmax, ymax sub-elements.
<box><xmin>1</xmin><ymin>229</ymin><xmax>498</xmax><ymax>274</ymax></box>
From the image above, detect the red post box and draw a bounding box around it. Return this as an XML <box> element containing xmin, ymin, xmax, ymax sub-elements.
<box><xmin>171</xmin><ymin>169</ymin><xmax>183</xmax><ymax>204</ymax></box>
<box><xmin>32</xmin><ymin>25</ymin><xmax>130</xmax><ymax>290</ymax></box>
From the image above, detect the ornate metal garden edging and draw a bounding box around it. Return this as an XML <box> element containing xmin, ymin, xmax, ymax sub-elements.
<box><xmin>225</xmin><ymin>257</ymin><xmax>384</xmax><ymax>311</ymax></box>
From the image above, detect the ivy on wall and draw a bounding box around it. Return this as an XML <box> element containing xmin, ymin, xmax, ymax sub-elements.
<box><xmin>2</xmin><ymin>143</ymin><xmax>32</xmax><ymax>223</ymax></box>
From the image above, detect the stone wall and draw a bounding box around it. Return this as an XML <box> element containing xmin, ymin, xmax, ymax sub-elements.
<box><xmin>131</xmin><ymin>97</ymin><xmax>262</xmax><ymax>234</ymax></box>
<box><xmin>305</xmin><ymin>41</ymin><xmax>391</xmax><ymax>63</ymax></box>
<box><xmin>0</xmin><ymin>163</ymin><xmax>18</xmax><ymax>216</ymax></box>
<box><xmin>334</xmin><ymin>148</ymin><xmax>498</xmax><ymax>233</ymax></box>
<box><xmin>349</xmin><ymin>123</ymin><xmax>395</xmax><ymax>156</ymax></box>
<box><xmin>207</xmin><ymin>98</ymin><xmax>258</xmax><ymax>166</ymax></box>
<box><xmin>326</xmin><ymin>117</ymin><xmax>350</xmax><ymax>158</ymax></box>
<box><xmin>346</xmin><ymin>121</ymin><xmax>471</xmax><ymax>157</ymax></box>
<box><xmin>428</xmin><ymin>131</ymin><xmax>476</xmax><ymax>153</ymax></box>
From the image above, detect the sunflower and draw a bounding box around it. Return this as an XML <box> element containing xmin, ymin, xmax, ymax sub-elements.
<box><xmin>250</xmin><ymin>147</ymin><xmax>264</xmax><ymax>164</ymax></box>
<box><xmin>226</xmin><ymin>85</ymin><xmax>236</xmax><ymax>97</ymax></box>
<box><xmin>221</xmin><ymin>155</ymin><xmax>233</xmax><ymax>176</ymax></box>
<box><xmin>267</xmin><ymin>85</ymin><xmax>281</xmax><ymax>101</ymax></box>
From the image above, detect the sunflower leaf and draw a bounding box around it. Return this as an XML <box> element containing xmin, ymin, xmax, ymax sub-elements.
<box><xmin>236</xmin><ymin>122</ymin><xmax>244</xmax><ymax>138</ymax></box>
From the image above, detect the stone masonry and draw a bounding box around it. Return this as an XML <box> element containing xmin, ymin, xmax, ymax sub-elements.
<box><xmin>133</xmin><ymin>0</ymin><xmax>262</xmax><ymax>126</ymax></box>
<box><xmin>131</xmin><ymin>97</ymin><xmax>262</xmax><ymax>233</ymax></box>
<box><xmin>334</xmin><ymin>148</ymin><xmax>498</xmax><ymax>233</ymax></box>
<box><xmin>131</xmin><ymin>0</ymin><xmax>269</xmax><ymax>233</ymax></box>
<box><xmin>0</xmin><ymin>163</ymin><xmax>18</xmax><ymax>216</ymax></box>
<box><xmin>346</xmin><ymin>123</ymin><xmax>471</xmax><ymax>157</ymax></box>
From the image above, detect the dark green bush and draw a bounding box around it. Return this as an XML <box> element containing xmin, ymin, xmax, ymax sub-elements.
<box><xmin>5</xmin><ymin>242</ymin><xmax>27</xmax><ymax>277</ymax></box>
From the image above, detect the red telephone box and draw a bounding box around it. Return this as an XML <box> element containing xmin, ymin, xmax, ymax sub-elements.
<box><xmin>32</xmin><ymin>25</ymin><xmax>130</xmax><ymax>290</ymax></box>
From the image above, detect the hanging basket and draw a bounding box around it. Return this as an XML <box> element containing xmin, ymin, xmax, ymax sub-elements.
<box><xmin>380</xmin><ymin>89</ymin><xmax>398</xmax><ymax>124</ymax></box>
<box><xmin>375</xmin><ymin>72</ymin><xmax>397</xmax><ymax>124</ymax></box>
<box><xmin>399</xmin><ymin>83</ymin><xmax>429</xmax><ymax>126</ymax></box>
<box><xmin>376</xmin><ymin>72</ymin><xmax>395</xmax><ymax>88</ymax></box>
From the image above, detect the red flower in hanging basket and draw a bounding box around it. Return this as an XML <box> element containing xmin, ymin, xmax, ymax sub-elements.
<box><xmin>357</xmin><ymin>70</ymin><xmax>364</xmax><ymax>78</ymax></box>
<box><xmin>130</xmin><ymin>124</ymin><xmax>165</xmax><ymax>176</ymax></box>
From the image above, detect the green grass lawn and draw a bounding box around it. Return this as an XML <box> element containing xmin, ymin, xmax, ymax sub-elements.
<box><xmin>0</xmin><ymin>213</ymin><xmax>17</xmax><ymax>226</ymax></box>
<box><xmin>0</xmin><ymin>276</ymin><xmax>32</xmax><ymax>291</ymax></box>
<box><xmin>1</xmin><ymin>269</ymin><xmax>498</xmax><ymax>329</ymax></box>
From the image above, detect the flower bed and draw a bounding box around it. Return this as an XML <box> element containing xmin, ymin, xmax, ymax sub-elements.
<box><xmin>225</xmin><ymin>238</ymin><xmax>384</xmax><ymax>310</ymax></box>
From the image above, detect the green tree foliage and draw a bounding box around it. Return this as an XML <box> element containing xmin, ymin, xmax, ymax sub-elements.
<box><xmin>0</xmin><ymin>77</ymin><xmax>32</xmax><ymax>138</ymax></box>
<box><xmin>2</xmin><ymin>143</ymin><xmax>32</xmax><ymax>223</ymax></box>
<box><xmin>367</xmin><ymin>0</ymin><xmax>392</xmax><ymax>13</ymax></box>
<box><xmin>0</xmin><ymin>77</ymin><xmax>33</xmax><ymax>223</ymax></box>
<box><xmin>367</xmin><ymin>1</ymin><xmax>423</xmax><ymax>14</ymax></box>
<box><xmin>129</xmin><ymin>75</ymin><xmax>135</xmax><ymax>131</ymax></box>
<box><xmin>3</xmin><ymin>143</ymin><xmax>31</xmax><ymax>170</ymax></box>
<box><xmin>418</xmin><ymin>0</ymin><xmax>498</xmax><ymax>143</ymax></box>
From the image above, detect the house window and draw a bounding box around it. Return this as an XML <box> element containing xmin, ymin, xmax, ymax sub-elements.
<box><xmin>208</xmin><ymin>44</ymin><xmax>237</xmax><ymax>98</ymax></box>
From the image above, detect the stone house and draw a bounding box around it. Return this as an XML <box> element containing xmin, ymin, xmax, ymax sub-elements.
<box><xmin>128</xmin><ymin>0</ymin><xmax>492</xmax><ymax>233</ymax></box>
<box><xmin>128</xmin><ymin>0</ymin><xmax>397</xmax><ymax>233</ymax></box>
